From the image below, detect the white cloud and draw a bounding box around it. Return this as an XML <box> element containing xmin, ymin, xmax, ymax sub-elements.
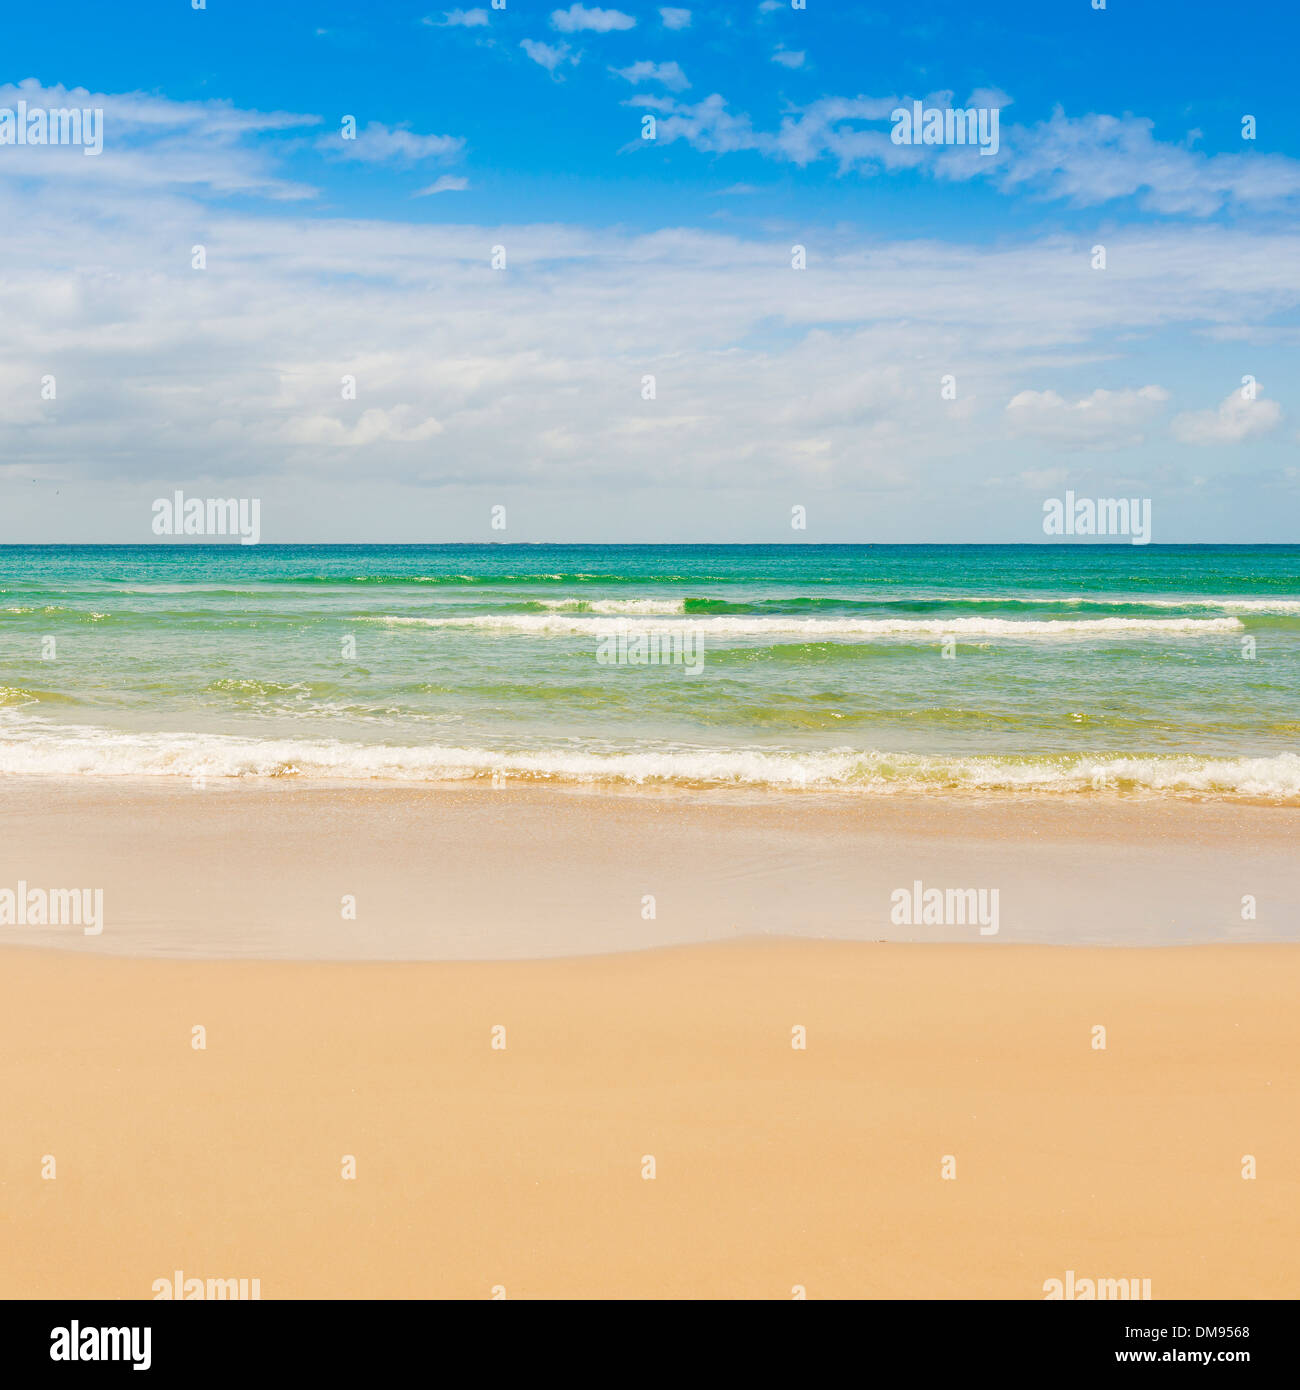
<box><xmin>551</xmin><ymin>5</ymin><xmax>635</xmax><ymax>32</ymax></box>
<box><xmin>1004</xmin><ymin>386</ymin><xmax>1170</xmax><ymax>450</ymax></box>
<box><xmin>629</xmin><ymin>91</ymin><xmax>917</xmax><ymax>166</ymax></box>
<box><xmin>5</xmin><ymin>195</ymin><xmax>1297</xmax><ymax>511</ymax></box>
<box><xmin>0</xmin><ymin>78</ymin><xmax>312</xmax><ymax>137</ymax></box>
<box><xmin>1016</xmin><ymin>467</ymin><xmax>1070</xmax><ymax>491</ymax></box>
<box><xmin>772</xmin><ymin>49</ymin><xmax>805</xmax><ymax>69</ymax></box>
<box><xmin>0</xmin><ymin>78</ymin><xmax>321</xmax><ymax>199</ymax></box>
<box><xmin>998</xmin><ymin>109</ymin><xmax>1300</xmax><ymax>214</ymax></box>
<box><xmin>4</xmin><ymin>81</ymin><xmax>1300</xmax><ymax>541</ymax></box>
<box><xmin>521</xmin><ymin>39</ymin><xmax>579</xmax><ymax>71</ymax></box>
<box><xmin>611</xmin><ymin>60</ymin><xmax>689</xmax><ymax>92</ymax></box>
<box><xmin>1171</xmin><ymin>388</ymin><xmax>1283</xmax><ymax>445</ymax></box>
<box><xmin>318</xmin><ymin>121</ymin><xmax>464</xmax><ymax>165</ymax></box>
<box><xmin>427</xmin><ymin>8</ymin><xmax>489</xmax><ymax>25</ymax></box>
<box><xmin>968</xmin><ymin>87</ymin><xmax>1013</xmax><ymax>112</ymax></box>
<box><xmin>625</xmin><ymin>92</ymin><xmax>763</xmax><ymax>154</ymax></box>
<box><xmin>414</xmin><ymin>175</ymin><xmax>469</xmax><ymax>195</ymax></box>
<box><xmin>623</xmin><ymin>83</ymin><xmax>1300</xmax><ymax>215</ymax></box>
<box><xmin>284</xmin><ymin>406</ymin><xmax>445</xmax><ymax>448</ymax></box>
<box><xmin>659</xmin><ymin>7</ymin><xmax>691</xmax><ymax>28</ymax></box>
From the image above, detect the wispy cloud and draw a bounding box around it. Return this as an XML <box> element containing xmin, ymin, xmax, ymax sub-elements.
<box><xmin>551</xmin><ymin>5</ymin><xmax>635</xmax><ymax>33</ymax></box>
<box><xmin>521</xmin><ymin>39</ymin><xmax>581</xmax><ymax>71</ymax></box>
<box><xmin>999</xmin><ymin>109</ymin><xmax>1300</xmax><ymax>215</ymax></box>
<box><xmin>414</xmin><ymin>175</ymin><xmax>470</xmax><ymax>195</ymax></box>
<box><xmin>317</xmin><ymin>121</ymin><xmax>464</xmax><ymax>165</ymax></box>
<box><xmin>425</xmin><ymin>8</ymin><xmax>489</xmax><ymax>26</ymax></box>
<box><xmin>611</xmin><ymin>60</ymin><xmax>689</xmax><ymax>92</ymax></box>
<box><xmin>0</xmin><ymin>78</ymin><xmax>321</xmax><ymax>199</ymax></box>
<box><xmin>623</xmin><ymin>84</ymin><xmax>1300</xmax><ymax>215</ymax></box>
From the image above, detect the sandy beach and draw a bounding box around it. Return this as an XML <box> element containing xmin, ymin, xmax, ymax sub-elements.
<box><xmin>2</xmin><ymin>936</ymin><xmax>1297</xmax><ymax>1299</ymax></box>
<box><xmin>0</xmin><ymin>780</ymin><xmax>1297</xmax><ymax>1298</ymax></box>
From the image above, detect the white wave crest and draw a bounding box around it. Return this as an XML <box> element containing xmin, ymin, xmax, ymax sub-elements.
<box><xmin>535</xmin><ymin>598</ymin><xmax>686</xmax><ymax>615</ymax></box>
<box><xmin>367</xmin><ymin>613</ymin><xmax>1244</xmax><ymax>638</ymax></box>
<box><xmin>0</xmin><ymin>716</ymin><xmax>1297</xmax><ymax>799</ymax></box>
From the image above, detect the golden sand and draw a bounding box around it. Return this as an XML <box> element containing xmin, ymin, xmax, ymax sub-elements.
<box><xmin>2</xmin><ymin>939</ymin><xmax>1297</xmax><ymax>1298</ymax></box>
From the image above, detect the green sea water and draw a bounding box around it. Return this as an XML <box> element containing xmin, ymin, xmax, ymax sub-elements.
<box><xmin>2</xmin><ymin>543</ymin><xmax>1298</xmax><ymax>797</ymax></box>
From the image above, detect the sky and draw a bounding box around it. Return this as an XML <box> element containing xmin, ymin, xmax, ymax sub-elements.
<box><xmin>2</xmin><ymin>0</ymin><xmax>1299</xmax><ymax>543</ymax></box>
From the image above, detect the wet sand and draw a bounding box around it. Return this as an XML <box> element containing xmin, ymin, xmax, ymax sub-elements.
<box><xmin>0</xmin><ymin>778</ymin><xmax>1296</xmax><ymax>956</ymax></box>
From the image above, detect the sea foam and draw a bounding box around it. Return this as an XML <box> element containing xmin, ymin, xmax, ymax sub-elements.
<box><xmin>367</xmin><ymin>613</ymin><xmax>1244</xmax><ymax>639</ymax></box>
<box><xmin>1</xmin><ymin>716</ymin><xmax>1297</xmax><ymax>799</ymax></box>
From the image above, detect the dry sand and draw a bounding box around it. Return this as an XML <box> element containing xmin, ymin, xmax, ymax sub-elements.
<box><xmin>2</xmin><ymin>938</ymin><xmax>1298</xmax><ymax>1298</ymax></box>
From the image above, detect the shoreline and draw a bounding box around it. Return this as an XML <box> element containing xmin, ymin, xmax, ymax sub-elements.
<box><xmin>2</xmin><ymin>727</ymin><xmax>1298</xmax><ymax>803</ymax></box>
<box><xmin>1</xmin><ymin>777</ymin><xmax>1298</xmax><ymax>958</ymax></box>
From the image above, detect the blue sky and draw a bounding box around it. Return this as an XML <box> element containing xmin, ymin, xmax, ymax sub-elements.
<box><xmin>2</xmin><ymin>1</ymin><xmax>1299</xmax><ymax>541</ymax></box>
<box><xmin>9</xmin><ymin>0</ymin><xmax>1295</xmax><ymax>234</ymax></box>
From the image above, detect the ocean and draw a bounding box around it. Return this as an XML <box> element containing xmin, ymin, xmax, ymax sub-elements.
<box><xmin>2</xmin><ymin>543</ymin><xmax>1298</xmax><ymax>799</ymax></box>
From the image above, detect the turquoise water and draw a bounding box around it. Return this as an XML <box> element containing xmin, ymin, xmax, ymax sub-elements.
<box><xmin>2</xmin><ymin>544</ymin><xmax>1298</xmax><ymax>797</ymax></box>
